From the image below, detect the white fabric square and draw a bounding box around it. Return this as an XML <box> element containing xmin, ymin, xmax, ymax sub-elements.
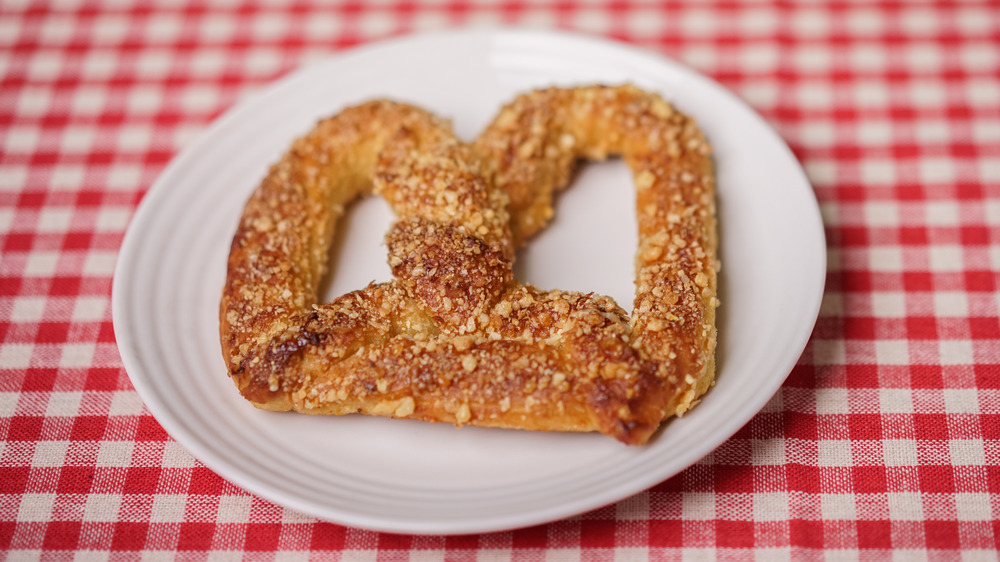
<box><xmin>864</xmin><ymin>202</ymin><xmax>899</xmax><ymax>226</ymax></box>
<box><xmin>217</xmin><ymin>495</ymin><xmax>253</xmax><ymax>523</ymax></box>
<box><xmin>96</xmin><ymin>441</ymin><xmax>134</xmax><ymax>467</ymax></box>
<box><xmin>17</xmin><ymin>493</ymin><xmax>56</xmax><ymax>522</ymax></box>
<box><xmin>84</xmin><ymin>493</ymin><xmax>122</xmax><ymax>522</ymax></box>
<box><xmin>879</xmin><ymin>389</ymin><xmax>913</xmax><ymax>414</ymax></box>
<box><xmin>27</xmin><ymin>52</ymin><xmax>63</xmax><ymax>81</ymax></box>
<box><xmin>0</xmin><ymin>344</ymin><xmax>34</xmax><ymax>369</ymax></box>
<box><xmin>59</xmin><ymin>343</ymin><xmax>95</xmax><ymax>368</ymax></box>
<box><xmin>409</xmin><ymin>551</ymin><xmax>446</xmax><ymax>562</ymax></box>
<box><xmin>71</xmin><ymin>85</ymin><xmax>107</xmax><ymax>115</ymax></box>
<box><xmin>681</xmin><ymin>492</ymin><xmax>716</xmax><ymax>520</ymax></box>
<box><xmin>918</xmin><ymin>157</ymin><xmax>956</xmax><ymax>184</ymax></box>
<box><xmin>868</xmin><ymin>247</ymin><xmax>903</xmax><ymax>272</ymax></box>
<box><xmin>753</xmin><ymin>492</ymin><xmax>789</xmax><ymax>522</ymax></box>
<box><xmin>939</xmin><ymin>340</ymin><xmax>974</xmax><ymax>365</ymax></box>
<box><xmin>979</xmin><ymin>157</ymin><xmax>1000</xmax><ymax>183</ymax></box>
<box><xmin>81</xmin><ymin>50</ymin><xmax>118</xmax><ymax>79</ymax></box>
<box><xmin>127</xmin><ymin>86</ymin><xmax>162</xmax><ymax>114</ymax></box>
<box><xmin>954</xmin><ymin>492</ymin><xmax>991</xmax><ymax>522</ymax></box>
<box><xmin>854</xmin><ymin>81</ymin><xmax>889</xmax><ymax>108</ymax></box>
<box><xmin>4</xmin><ymin>127</ymin><xmax>40</xmax><ymax>154</ymax></box>
<box><xmin>857</xmin><ymin>120</ymin><xmax>892</xmax><ymax>145</ymax></box>
<box><xmin>847</xmin><ymin>9</ymin><xmax>884</xmax><ymax>36</ymax></box>
<box><xmin>0</xmin><ymin>166</ymin><xmax>27</xmax><ymax>192</ymax></box>
<box><xmin>875</xmin><ymin>340</ymin><xmax>910</xmax><ymax>365</ymax></box>
<box><xmin>882</xmin><ymin>439</ymin><xmax>918</xmax><ymax>466</ymax></box>
<box><xmin>61</xmin><ymin>125</ymin><xmax>95</xmax><ymax>154</ymax></box>
<box><xmin>50</xmin><ymin>164</ymin><xmax>86</xmax><ymax>190</ymax></box>
<box><xmin>116</xmin><ymin>125</ymin><xmax>152</xmax><ymax>152</ymax></box>
<box><xmin>887</xmin><ymin>492</ymin><xmax>923</xmax><ymax>521</ymax></box>
<box><xmin>972</xmin><ymin>119</ymin><xmax>1000</xmax><ymax>143</ymax></box>
<box><xmin>37</xmin><ymin>208</ymin><xmax>73</xmax><ymax>232</ymax></box>
<box><xmin>967</xmin><ymin>79</ymin><xmax>1000</xmax><ymax>107</ymax></box>
<box><xmin>799</xmin><ymin>121</ymin><xmax>835</xmax><ymax>147</ymax></box>
<box><xmin>797</xmin><ymin>82</ymin><xmax>833</xmax><ymax>109</ymax></box>
<box><xmin>949</xmin><ymin>439</ymin><xmax>985</xmax><ymax>466</ymax></box>
<box><xmin>752</xmin><ymin>438</ymin><xmax>786</xmax><ymax>466</ymax></box>
<box><xmin>32</xmin><ymin>441</ymin><xmax>69</xmax><ymax>467</ymax></box>
<box><xmin>820</xmin><ymin>494</ymin><xmax>856</xmax><ymax>520</ymax></box>
<box><xmin>17</xmin><ymin>86</ymin><xmax>52</xmax><ymax>116</ymax></box>
<box><xmin>924</xmin><ymin>201</ymin><xmax>959</xmax><ymax>226</ymax></box>
<box><xmin>72</xmin><ymin>296</ymin><xmax>107</xmax><ymax>322</ymax></box>
<box><xmin>943</xmin><ymin>389</ymin><xmax>978</xmax><ymax>414</ymax></box>
<box><xmin>148</xmin><ymin>494</ymin><xmax>186</xmax><ymax>523</ymax></box>
<box><xmin>109</xmin><ymin>391</ymin><xmax>145</xmax><ymax>416</ymax></box>
<box><xmin>181</xmin><ymin>85</ymin><xmax>220</xmax><ymax>113</ymax></box>
<box><xmin>860</xmin><ymin>160</ymin><xmax>896</xmax><ymax>185</ymax></box>
<box><xmin>0</xmin><ymin>392</ymin><xmax>19</xmax><ymax>416</ymax></box>
<box><xmin>804</xmin><ymin>159</ymin><xmax>836</xmax><ymax>187</ymax></box>
<box><xmin>45</xmin><ymin>391</ymin><xmax>82</xmax><ymax>416</ymax></box>
<box><xmin>929</xmin><ymin>245</ymin><xmax>964</xmax><ymax>271</ymax></box>
<box><xmin>11</xmin><ymin>297</ymin><xmax>48</xmax><ymax>322</ymax></box>
<box><xmin>25</xmin><ymin>251</ymin><xmax>59</xmax><ymax>276</ymax></box>
<box><xmin>815</xmin><ymin>387</ymin><xmax>850</xmax><ymax>415</ymax></box>
<box><xmin>107</xmin><ymin>164</ymin><xmax>143</xmax><ymax>190</ymax></box>
<box><xmin>161</xmin><ymin>441</ymin><xmax>196</xmax><ymax>468</ymax></box>
<box><xmin>813</xmin><ymin>340</ymin><xmax>846</xmax><ymax>365</ymax></box>
<box><xmin>83</xmin><ymin>251</ymin><xmax>118</xmax><ymax>275</ymax></box>
<box><xmin>613</xmin><ymin>548</ymin><xmax>646</xmax><ymax>562</ymax></box>
<box><xmin>871</xmin><ymin>292</ymin><xmax>906</xmax><ymax>317</ymax></box>
<box><xmin>817</xmin><ymin>440</ymin><xmax>852</xmax><ymax>467</ymax></box>
<box><xmin>616</xmin><ymin>491</ymin><xmax>649</xmax><ymax>520</ymax></box>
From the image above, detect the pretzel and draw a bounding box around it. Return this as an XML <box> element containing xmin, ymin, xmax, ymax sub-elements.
<box><xmin>221</xmin><ymin>86</ymin><xmax>717</xmax><ymax>445</ymax></box>
<box><xmin>473</xmin><ymin>84</ymin><xmax>719</xmax><ymax>424</ymax></box>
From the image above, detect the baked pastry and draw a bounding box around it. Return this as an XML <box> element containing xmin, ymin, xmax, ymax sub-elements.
<box><xmin>220</xmin><ymin>85</ymin><xmax>718</xmax><ymax>445</ymax></box>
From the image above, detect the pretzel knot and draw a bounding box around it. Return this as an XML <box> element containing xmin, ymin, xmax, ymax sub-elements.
<box><xmin>221</xmin><ymin>85</ymin><xmax>718</xmax><ymax>445</ymax></box>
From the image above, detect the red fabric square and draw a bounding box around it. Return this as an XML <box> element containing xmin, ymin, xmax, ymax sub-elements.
<box><xmin>856</xmin><ymin>520</ymin><xmax>892</xmax><ymax>549</ymax></box>
<box><xmin>787</xmin><ymin>465</ymin><xmax>821</xmax><ymax>494</ymax></box>
<box><xmin>849</xmin><ymin>414</ymin><xmax>883</xmax><ymax>440</ymax></box>
<box><xmin>0</xmin><ymin>467</ymin><xmax>30</xmax><ymax>493</ymax></box>
<box><xmin>310</xmin><ymin>523</ymin><xmax>347</xmax><ymax>551</ymax></box>
<box><xmin>852</xmin><ymin>467</ymin><xmax>888</xmax><ymax>494</ymax></box>
<box><xmin>913</xmin><ymin>414</ymin><xmax>949</xmax><ymax>440</ymax></box>
<box><xmin>69</xmin><ymin>416</ymin><xmax>107</xmax><ymax>440</ymax></box>
<box><xmin>57</xmin><ymin>466</ymin><xmax>95</xmax><ymax>494</ymax></box>
<box><xmin>511</xmin><ymin>524</ymin><xmax>549</xmax><ymax>548</ymax></box>
<box><xmin>244</xmin><ymin>523</ymin><xmax>282</xmax><ymax>551</ymax></box>
<box><xmin>122</xmin><ymin>467</ymin><xmax>160</xmax><ymax>494</ymax></box>
<box><xmin>918</xmin><ymin>466</ymin><xmax>956</xmax><ymax>493</ymax></box>
<box><xmin>177</xmin><ymin>522</ymin><xmax>215</xmax><ymax>551</ymax></box>
<box><xmin>648</xmin><ymin>520</ymin><xmax>684</xmax><ymax>547</ymax></box>
<box><xmin>789</xmin><ymin>520</ymin><xmax>824</xmax><ymax>549</ymax></box>
<box><xmin>110</xmin><ymin>522</ymin><xmax>149</xmax><ymax>551</ymax></box>
<box><xmin>7</xmin><ymin>417</ymin><xmax>43</xmax><ymax>441</ymax></box>
<box><xmin>924</xmin><ymin>521</ymin><xmax>960</xmax><ymax>550</ymax></box>
<box><xmin>187</xmin><ymin>467</ymin><xmax>226</xmax><ymax>495</ymax></box>
<box><xmin>580</xmin><ymin>520</ymin><xmax>617</xmax><ymax>548</ymax></box>
<box><xmin>715</xmin><ymin>520</ymin><xmax>754</xmax><ymax>548</ymax></box>
<box><xmin>43</xmin><ymin>521</ymin><xmax>82</xmax><ymax>550</ymax></box>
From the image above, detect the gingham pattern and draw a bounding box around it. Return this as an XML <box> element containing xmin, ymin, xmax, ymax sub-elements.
<box><xmin>2</xmin><ymin>0</ymin><xmax>999</xmax><ymax>557</ymax></box>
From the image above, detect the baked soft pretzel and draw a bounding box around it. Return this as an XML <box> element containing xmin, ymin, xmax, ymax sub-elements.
<box><xmin>474</xmin><ymin>84</ymin><xmax>718</xmax><ymax>422</ymax></box>
<box><xmin>221</xmin><ymin>86</ymin><xmax>717</xmax><ymax>445</ymax></box>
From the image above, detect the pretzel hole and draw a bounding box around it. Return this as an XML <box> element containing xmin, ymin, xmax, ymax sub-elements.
<box><xmin>512</xmin><ymin>159</ymin><xmax>638</xmax><ymax>314</ymax></box>
<box><xmin>318</xmin><ymin>195</ymin><xmax>395</xmax><ymax>305</ymax></box>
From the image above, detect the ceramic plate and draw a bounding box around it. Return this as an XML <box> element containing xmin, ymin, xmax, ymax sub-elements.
<box><xmin>113</xmin><ymin>29</ymin><xmax>825</xmax><ymax>534</ymax></box>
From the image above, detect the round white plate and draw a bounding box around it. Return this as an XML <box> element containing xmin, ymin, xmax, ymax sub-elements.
<box><xmin>113</xmin><ymin>29</ymin><xmax>825</xmax><ymax>535</ymax></box>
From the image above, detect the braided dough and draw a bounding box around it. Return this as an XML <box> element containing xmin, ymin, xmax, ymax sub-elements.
<box><xmin>220</xmin><ymin>85</ymin><xmax>718</xmax><ymax>445</ymax></box>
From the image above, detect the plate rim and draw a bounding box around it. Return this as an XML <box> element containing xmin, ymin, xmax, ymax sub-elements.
<box><xmin>112</xmin><ymin>27</ymin><xmax>827</xmax><ymax>534</ymax></box>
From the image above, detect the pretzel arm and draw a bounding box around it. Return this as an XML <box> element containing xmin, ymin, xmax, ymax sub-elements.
<box><xmin>474</xmin><ymin>84</ymin><xmax>719</xmax><ymax>417</ymax></box>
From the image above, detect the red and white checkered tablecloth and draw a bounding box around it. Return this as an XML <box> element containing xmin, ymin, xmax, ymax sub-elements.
<box><xmin>2</xmin><ymin>0</ymin><xmax>999</xmax><ymax>557</ymax></box>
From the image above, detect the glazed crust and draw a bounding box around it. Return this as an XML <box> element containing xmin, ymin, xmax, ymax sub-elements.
<box><xmin>220</xmin><ymin>86</ymin><xmax>718</xmax><ymax>445</ymax></box>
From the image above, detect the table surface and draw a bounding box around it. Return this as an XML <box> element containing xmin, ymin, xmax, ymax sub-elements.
<box><xmin>2</xmin><ymin>0</ymin><xmax>999</xmax><ymax>558</ymax></box>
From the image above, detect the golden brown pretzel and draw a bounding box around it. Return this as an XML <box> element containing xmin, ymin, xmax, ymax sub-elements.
<box><xmin>473</xmin><ymin>84</ymin><xmax>719</xmax><ymax>421</ymax></box>
<box><xmin>220</xmin><ymin>85</ymin><xmax>717</xmax><ymax>445</ymax></box>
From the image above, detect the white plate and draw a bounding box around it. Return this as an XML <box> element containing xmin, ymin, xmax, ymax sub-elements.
<box><xmin>113</xmin><ymin>29</ymin><xmax>825</xmax><ymax>535</ymax></box>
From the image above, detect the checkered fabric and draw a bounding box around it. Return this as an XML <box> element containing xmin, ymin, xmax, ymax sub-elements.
<box><xmin>2</xmin><ymin>0</ymin><xmax>999</xmax><ymax>557</ymax></box>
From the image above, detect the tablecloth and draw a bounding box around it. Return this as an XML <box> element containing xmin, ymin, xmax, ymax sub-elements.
<box><xmin>2</xmin><ymin>0</ymin><xmax>999</xmax><ymax>558</ymax></box>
